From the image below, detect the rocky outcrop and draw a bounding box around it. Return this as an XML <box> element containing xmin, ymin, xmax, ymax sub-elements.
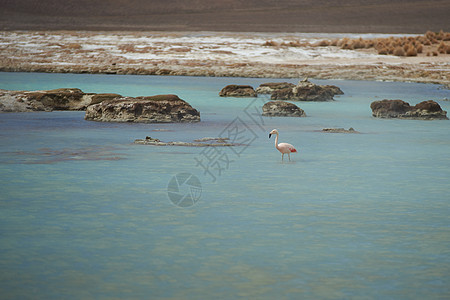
<box><xmin>219</xmin><ymin>85</ymin><xmax>257</xmax><ymax>97</ymax></box>
<box><xmin>89</xmin><ymin>93</ymin><xmax>122</xmax><ymax>105</ymax></box>
<box><xmin>1</xmin><ymin>89</ymin><xmax>201</xmax><ymax>123</ymax></box>
<box><xmin>370</xmin><ymin>99</ymin><xmax>448</xmax><ymax>120</ymax></box>
<box><xmin>85</xmin><ymin>94</ymin><xmax>200</xmax><ymax>123</ymax></box>
<box><xmin>323</xmin><ymin>85</ymin><xmax>344</xmax><ymax>96</ymax></box>
<box><xmin>256</xmin><ymin>82</ymin><xmax>295</xmax><ymax>94</ymax></box>
<box><xmin>0</xmin><ymin>90</ymin><xmax>30</xmax><ymax>112</ymax></box>
<box><xmin>271</xmin><ymin>79</ymin><xmax>343</xmax><ymax>101</ymax></box>
<box><xmin>262</xmin><ymin>101</ymin><xmax>306</xmax><ymax>117</ymax></box>
<box><xmin>370</xmin><ymin>99</ymin><xmax>410</xmax><ymax>118</ymax></box>
<box><xmin>0</xmin><ymin>88</ymin><xmax>106</xmax><ymax>112</ymax></box>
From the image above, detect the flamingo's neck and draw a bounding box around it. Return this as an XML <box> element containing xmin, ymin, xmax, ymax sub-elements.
<box><xmin>274</xmin><ymin>133</ymin><xmax>280</xmax><ymax>150</ymax></box>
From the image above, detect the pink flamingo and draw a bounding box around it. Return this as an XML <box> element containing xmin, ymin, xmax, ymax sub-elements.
<box><xmin>269</xmin><ymin>129</ymin><xmax>297</xmax><ymax>161</ymax></box>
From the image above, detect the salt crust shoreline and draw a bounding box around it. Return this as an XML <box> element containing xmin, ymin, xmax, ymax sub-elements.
<box><xmin>1</xmin><ymin>31</ymin><xmax>449</xmax><ymax>87</ymax></box>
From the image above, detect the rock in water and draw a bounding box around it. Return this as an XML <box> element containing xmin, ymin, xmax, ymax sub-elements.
<box><xmin>322</xmin><ymin>127</ymin><xmax>358</xmax><ymax>133</ymax></box>
<box><xmin>85</xmin><ymin>94</ymin><xmax>201</xmax><ymax>123</ymax></box>
<box><xmin>370</xmin><ymin>99</ymin><xmax>448</xmax><ymax>120</ymax></box>
<box><xmin>89</xmin><ymin>93</ymin><xmax>122</xmax><ymax>105</ymax></box>
<box><xmin>407</xmin><ymin>100</ymin><xmax>448</xmax><ymax>119</ymax></box>
<box><xmin>0</xmin><ymin>89</ymin><xmax>123</xmax><ymax>112</ymax></box>
<box><xmin>219</xmin><ymin>85</ymin><xmax>257</xmax><ymax>97</ymax></box>
<box><xmin>271</xmin><ymin>79</ymin><xmax>343</xmax><ymax>101</ymax></box>
<box><xmin>323</xmin><ymin>85</ymin><xmax>344</xmax><ymax>96</ymax></box>
<box><xmin>23</xmin><ymin>88</ymin><xmax>88</xmax><ymax>110</ymax></box>
<box><xmin>0</xmin><ymin>88</ymin><xmax>96</xmax><ymax>112</ymax></box>
<box><xmin>256</xmin><ymin>82</ymin><xmax>295</xmax><ymax>94</ymax></box>
<box><xmin>262</xmin><ymin>101</ymin><xmax>306</xmax><ymax>117</ymax></box>
<box><xmin>135</xmin><ymin>137</ymin><xmax>237</xmax><ymax>146</ymax></box>
<box><xmin>370</xmin><ymin>99</ymin><xmax>411</xmax><ymax>118</ymax></box>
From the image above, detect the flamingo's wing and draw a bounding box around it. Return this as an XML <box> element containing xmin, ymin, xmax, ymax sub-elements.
<box><xmin>278</xmin><ymin>143</ymin><xmax>297</xmax><ymax>153</ymax></box>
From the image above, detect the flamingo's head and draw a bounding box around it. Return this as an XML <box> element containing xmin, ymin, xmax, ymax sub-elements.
<box><xmin>269</xmin><ymin>129</ymin><xmax>278</xmax><ymax>138</ymax></box>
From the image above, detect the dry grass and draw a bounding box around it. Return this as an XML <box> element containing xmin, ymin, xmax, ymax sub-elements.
<box><xmin>437</xmin><ymin>41</ymin><xmax>448</xmax><ymax>54</ymax></box>
<box><xmin>393</xmin><ymin>47</ymin><xmax>406</xmax><ymax>56</ymax></box>
<box><xmin>416</xmin><ymin>44</ymin><xmax>423</xmax><ymax>53</ymax></box>
<box><xmin>377</xmin><ymin>47</ymin><xmax>388</xmax><ymax>55</ymax></box>
<box><xmin>263</xmin><ymin>40</ymin><xmax>278</xmax><ymax>47</ymax></box>
<box><xmin>406</xmin><ymin>47</ymin><xmax>417</xmax><ymax>56</ymax></box>
<box><xmin>263</xmin><ymin>30</ymin><xmax>450</xmax><ymax>58</ymax></box>
<box><xmin>282</xmin><ymin>41</ymin><xmax>309</xmax><ymax>47</ymax></box>
<box><xmin>313</xmin><ymin>40</ymin><xmax>330</xmax><ymax>47</ymax></box>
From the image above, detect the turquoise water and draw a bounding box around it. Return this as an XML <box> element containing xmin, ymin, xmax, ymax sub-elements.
<box><xmin>1</xmin><ymin>72</ymin><xmax>449</xmax><ymax>299</ymax></box>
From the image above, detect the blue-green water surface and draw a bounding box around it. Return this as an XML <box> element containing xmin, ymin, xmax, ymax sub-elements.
<box><xmin>0</xmin><ymin>72</ymin><xmax>449</xmax><ymax>299</ymax></box>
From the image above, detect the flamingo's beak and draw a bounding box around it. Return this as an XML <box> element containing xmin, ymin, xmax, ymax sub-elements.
<box><xmin>269</xmin><ymin>134</ymin><xmax>272</xmax><ymax>138</ymax></box>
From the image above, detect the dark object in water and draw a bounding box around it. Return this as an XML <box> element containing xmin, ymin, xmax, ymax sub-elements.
<box><xmin>370</xmin><ymin>99</ymin><xmax>448</xmax><ymax>120</ymax></box>
<box><xmin>135</xmin><ymin>137</ymin><xmax>242</xmax><ymax>147</ymax></box>
<box><xmin>219</xmin><ymin>85</ymin><xmax>257</xmax><ymax>97</ymax></box>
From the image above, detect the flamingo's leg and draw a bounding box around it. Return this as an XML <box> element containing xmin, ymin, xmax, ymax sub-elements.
<box><xmin>281</xmin><ymin>153</ymin><xmax>284</xmax><ymax>161</ymax></box>
<box><xmin>288</xmin><ymin>153</ymin><xmax>291</xmax><ymax>161</ymax></box>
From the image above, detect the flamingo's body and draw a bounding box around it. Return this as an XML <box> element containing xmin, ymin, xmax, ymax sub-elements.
<box><xmin>269</xmin><ymin>129</ymin><xmax>297</xmax><ymax>161</ymax></box>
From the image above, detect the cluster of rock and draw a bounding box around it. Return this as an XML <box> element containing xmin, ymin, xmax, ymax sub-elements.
<box><xmin>0</xmin><ymin>88</ymin><xmax>201</xmax><ymax>123</ymax></box>
<box><xmin>2</xmin><ymin>85</ymin><xmax>447</xmax><ymax>125</ymax></box>
<box><xmin>262</xmin><ymin>101</ymin><xmax>306</xmax><ymax>117</ymax></box>
<box><xmin>218</xmin><ymin>82</ymin><xmax>448</xmax><ymax>121</ymax></box>
<box><xmin>370</xmin><ymin>99</ymin><xmax>448</xmax><ymax>120</ymax></box>
<box><xmin>219</xmin><ymin>79</ymin><xmax>343</xmax><ymax>102</ymax></box>
<box><xmin>85</xmin><ymin>94</ymin><xmax>200</xmax><ymax>123</ymax></box>
<box><xmin>134</xmin><ymin>136</ymin><xmax>238</xmax><ymax>147</ymax></box>
<box><xmin>219</xmin><ymin>79</ymin><xmax>344</xmax><ymax>118</ymax></box>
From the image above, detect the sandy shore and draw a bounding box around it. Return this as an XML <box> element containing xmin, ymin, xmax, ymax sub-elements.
<box><xmin>1</xmin><ymin>31</ymin><xmax>449</xmax><ymax>86</ymax></box>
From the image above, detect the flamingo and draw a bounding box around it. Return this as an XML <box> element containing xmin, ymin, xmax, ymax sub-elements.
<box><xmin>269</xmin><ymin>129</ymin><xmax>297</xmax><ymax>161</ymax></box>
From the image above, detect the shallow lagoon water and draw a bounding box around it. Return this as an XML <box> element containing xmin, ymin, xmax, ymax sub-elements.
<box><xmin>0</xmin><ymin>72</ymin><xmax>449</xmax><ymax>299</ymax></box>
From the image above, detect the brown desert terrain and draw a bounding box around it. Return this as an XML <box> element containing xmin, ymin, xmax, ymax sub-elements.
<box><xmin>1</xmin><ymin>30</ymin><xmax>449</xmax><ymax>85</ymax></box>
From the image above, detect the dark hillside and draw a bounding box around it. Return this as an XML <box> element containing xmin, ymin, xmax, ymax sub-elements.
<box><xmin>1</xmin><ymin>0</ymin><xmax>449</xmax><ymax>32</ymax></box>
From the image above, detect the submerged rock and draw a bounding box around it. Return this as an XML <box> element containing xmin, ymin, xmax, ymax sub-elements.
<box><xmin>262</xmin><ymin>101</ymin><xmax>306</xmax><ymax>117</ymax></box>
<box><xmin>271</xmin><ymin>79</ymin><xmax>343</xmax><ymax>101</ymax></box>
<box><xmin>135</xmin><ymin>137</ymin><xmax>238</xmax><ymax>146</ymax></box>
<box><xmin>219</xmin><ymin>85</ymin><xmax>257</xmax><ymax>97</ymax></box>
<box><xmin>370</xmin><ymin>99</ymin><xmax>448</xmax><ymax>120</ymax></box>
<box><xmin>256</xmin><ymin>82</ymin><xmax>295</xmax><ymax>94</ymax></box>
<box><xmin>85</xmin><ymin>94</ymin><xmax>200</xmax><ymax>123</ymax></box>
<box><xmin>322</xmin><ymin>127</ymin><xmax>359</xmax><ymax>133</ymax></box>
